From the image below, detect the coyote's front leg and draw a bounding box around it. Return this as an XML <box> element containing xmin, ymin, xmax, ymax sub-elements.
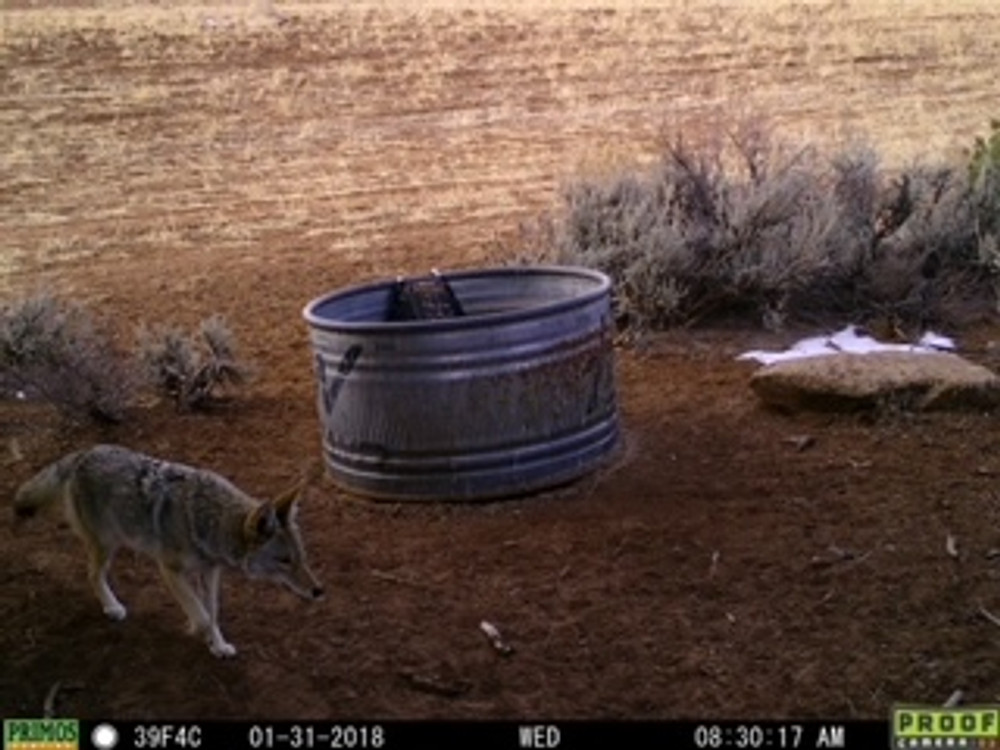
<box><xmin>158</xmin><ymin>562</ymin><xmax>236</xmax><ymax>658</ymax></box>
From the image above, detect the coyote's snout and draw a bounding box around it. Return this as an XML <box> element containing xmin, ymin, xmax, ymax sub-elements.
<box><xmin>14</xmin><ymin>444</ymin><xmax>323</xmax><ymax>658</ymax></box>
<box><xmin>242</xmin><ymin>493</ymin><xmax>325</xmax><ymax>602</ymax></box>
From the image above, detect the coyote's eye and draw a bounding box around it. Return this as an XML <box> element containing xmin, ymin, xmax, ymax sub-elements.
<box><xmin>276</xmin><ymin>555</ymin><xmax>293</xmax><ymax>567</ymax></box>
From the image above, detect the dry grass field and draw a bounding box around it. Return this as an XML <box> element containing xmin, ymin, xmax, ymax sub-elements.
<box><xmin>4</xmin><ymin>0</ymin><xmax>1000</xmax><ymax>722</ymax></box>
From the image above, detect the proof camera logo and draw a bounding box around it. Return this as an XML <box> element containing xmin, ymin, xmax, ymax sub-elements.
<box><xmin>893</xmin><ymin>706</ymin><xmax>1000</xmax><ymax>748</ymax></box>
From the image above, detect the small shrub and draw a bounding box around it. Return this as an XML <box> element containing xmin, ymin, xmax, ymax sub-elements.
<box><xmin>137</xmin><ymin>315</ymin><xmax>249</xmax><ymax>411</ymax></box>
<box><xmin>0</xmin><ymin>294</ymin><xmax>134</xmax><ymax>423</ymax></box>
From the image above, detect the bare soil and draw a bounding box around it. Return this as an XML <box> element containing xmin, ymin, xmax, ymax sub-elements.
<box><xmin>4</xmin><ymin>0</ymin><xmax>1000</xmax><ymax>722</ymax></box>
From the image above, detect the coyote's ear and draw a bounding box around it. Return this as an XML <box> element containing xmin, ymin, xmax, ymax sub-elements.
<box><xmin>273</xmin><ymin>460</ymin><xmax>323</xmax><ymax>522</ymax></box>
<box><xmin>273</xmin><ymin>484</ymin><xmax>302</xmax><ymax>524</ymax></box>
<box><xmin>244</xmin><ymin>502</ymin><xmax>278</xmax><ymax>544</ymax></box>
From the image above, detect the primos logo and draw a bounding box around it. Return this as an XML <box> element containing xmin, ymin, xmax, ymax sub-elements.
<box><xmin>893</xmin><ymin>706</ymin><xmax>1000</xmax><ymax>748</ymax></box>
<box><xmin>3</xmin><ymin>720</ymin><xmax>79</xmax><ymax>750</ymax></box>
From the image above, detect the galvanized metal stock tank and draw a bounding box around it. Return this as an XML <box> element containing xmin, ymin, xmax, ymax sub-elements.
<box><xmin>303</xmin><ymin>266</ymin><xmax>620</xmax><ymax>500</ymax></box>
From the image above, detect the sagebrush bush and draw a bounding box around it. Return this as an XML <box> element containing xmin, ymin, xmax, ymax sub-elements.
<box><xmin>510</xmin><ymin>120</ymin><xmax>999</xmax><ymax>333</ymax></box>
<box><xmin>0</xmin><ymin>294</ymin><xmax>135</xmax><ymax>423</ymax></box>
<box><xmin>136</xmin><ymin>315</ymin><xmax>249</xmax><ymax>410</ymax></box>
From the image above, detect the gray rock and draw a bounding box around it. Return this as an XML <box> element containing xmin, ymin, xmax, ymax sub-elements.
<box><xmin>750</xmin><ymin>351</ymin><xmax>1000</xmax><ymax>412</ymax></box>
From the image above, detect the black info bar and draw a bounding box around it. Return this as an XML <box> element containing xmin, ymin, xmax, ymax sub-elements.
<box><xmin>38</xmin><ymin>720</ymin><xmax>885</xmax><ymax>750</ymax></box>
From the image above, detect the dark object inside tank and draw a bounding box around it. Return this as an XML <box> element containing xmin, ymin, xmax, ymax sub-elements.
<box><xmin>387</xmin><ymin>271</ymin><xmax>465</xmax><ymax>321</ymax></box>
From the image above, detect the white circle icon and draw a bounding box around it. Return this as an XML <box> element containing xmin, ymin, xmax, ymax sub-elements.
<box><xmin>91</xmin><ymin>724</ymin><xmax>120</xmax><ymax>750</ymax></box>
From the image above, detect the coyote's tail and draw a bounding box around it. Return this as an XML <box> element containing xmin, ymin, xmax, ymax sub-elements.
<box><xmin>14</xmin><ymin>451</ymin><xmax>84</xmax><ymax>519</ymax></box>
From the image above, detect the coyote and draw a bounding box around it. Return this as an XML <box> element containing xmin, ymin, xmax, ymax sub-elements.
<box><xmin>14</xmin><ymin>444</ymin><xmax>324</xmax><ymax>658</ymax></box>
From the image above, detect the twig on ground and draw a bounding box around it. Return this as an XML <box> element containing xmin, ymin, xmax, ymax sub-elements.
<box><xmin>946</xmin><ymin>534</ymin><xmax>959</xmax><ymax>559</ymax></box>
<box><xmin>370</xmin><ymin>569</ymin><xmax>428</xmax><ymax>590</ymax></box>
<box><xmin>709</xmin><ymin>550</ymin><xmax>720</xmax><ymax>578</ymax></box>
<box><xmin>480</xmin><ymin>620</ymin><xmax>514</xmax><ymax>655</ymax></box>
<box><xmin>783</xmin><ymin>435</ymin><xmax>816</xmax><ymax>452</ymax></box>
<box><xmin>42</xmin><ymin>681</ymin><xmax>61</xmax><ymax>718</ymax></box>
<box><xmin>398</xmin><ymin>669</ymin><xmax>471</xmax><ymax>698</ymax></box>
<box><xmin>977</xmin><ymin>601</ymin><xmax>1000</xmax><ymax>628</ymax></box>
<box><xmin>42</xmin><ymin>681</ymin><xmax>81</xmax><ymax>717</ymax></box>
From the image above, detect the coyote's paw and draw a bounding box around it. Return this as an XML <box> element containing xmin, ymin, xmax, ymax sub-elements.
<box><xmin>209</xmin><ymin>639</ymin><xmax>237</xmax><ymax>658</ymax></box>
<box><xmin>103</xmin><ymin>603</ymin><xmax>127</xmax><ymax>621</ymax></box>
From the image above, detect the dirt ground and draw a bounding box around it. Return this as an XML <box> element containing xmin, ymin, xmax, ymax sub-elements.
<box><xmin>5</xmin><ymin>0</ymin><xmax>1000</xmax><ymax>723</ymax></box>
